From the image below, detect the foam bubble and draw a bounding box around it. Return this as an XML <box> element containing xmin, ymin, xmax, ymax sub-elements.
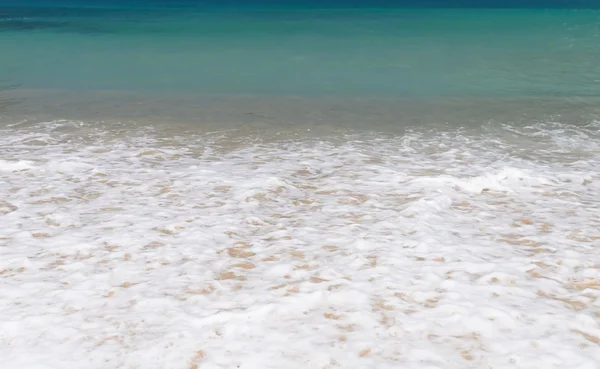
<box><xmin>0</xmin><ymin>159</ymin><xmax>35</xmax><ymax>171</ymax></box>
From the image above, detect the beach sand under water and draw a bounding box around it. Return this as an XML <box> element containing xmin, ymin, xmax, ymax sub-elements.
<box><xmin>1</xmin><ymin>94</ymin><xmax>600</xmax><ymax>369</ymax></box>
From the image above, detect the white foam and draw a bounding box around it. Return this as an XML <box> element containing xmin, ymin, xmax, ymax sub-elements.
<box><xmin>0</xmin><ymin>121</ymin><xmax>599</xmax><ymax>369</ymax></box>
<box><xmin>0</xmin><ymin>159</ymin><xmax>35</xmax><ymax>171</ymax></box>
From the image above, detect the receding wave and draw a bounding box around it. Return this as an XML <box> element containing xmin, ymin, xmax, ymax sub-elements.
<box><xmin>0</xmin><ymin>119</ymin><xmax>598</xmax><ymax>368</ymax></box>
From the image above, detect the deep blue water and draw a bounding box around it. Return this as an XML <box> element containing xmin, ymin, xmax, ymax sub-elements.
<box><xmin>2</xmin><ymin>0</ymin><xmax>600</xmax><ymax>8</ymax></box>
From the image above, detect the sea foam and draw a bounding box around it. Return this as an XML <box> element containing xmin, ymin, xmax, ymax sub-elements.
<box><xmin>0</xmin><ymin>120</ymin><xmax>599</xmax><ymax>369</ymax></box>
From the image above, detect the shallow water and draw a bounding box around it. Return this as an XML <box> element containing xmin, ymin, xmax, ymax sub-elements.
<box><xmin>1</xmin><ymin>2</ymin><xmax>600</xmax><ymax>369</ymax></box>
<box><xmin>1</xmin><ymin>5</ymin><xmax>600</xmax><ymax>98</ymax></box>
<box><xmin>1</xmin><ymin>119</ymin><xmax>600</xmax><ymax>369</ymax></box>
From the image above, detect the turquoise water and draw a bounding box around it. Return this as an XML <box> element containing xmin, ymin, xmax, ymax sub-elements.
<box><xmin>1</xmin><ymin>2</ymin><xmax>600</xmax><ymax>129</ymax></box>
<box><xmin>2</xmin><ymin>4</ymin><xmax>600</xmax><ymax>97</ymax></box>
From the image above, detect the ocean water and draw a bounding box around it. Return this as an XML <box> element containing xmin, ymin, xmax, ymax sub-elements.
<box><xmin>1</xmin><ymin>2</ymin><xmax>600</xmax><ymax>127</ymax></box>
<box><xmin>1</xmin><ymin>2</ymin><xmax>600</xmax><ymax>369</ymax></box>
<box><xmin>2</xmin><ymin>3</ymin><xmax>600</xmax><ymax>97</ymax></box>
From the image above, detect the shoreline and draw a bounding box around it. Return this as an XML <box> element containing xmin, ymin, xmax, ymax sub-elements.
<box><xmin>2</xmin><ymin>89</ymin><xmax>600</xmax><ymax>133</ymax></box>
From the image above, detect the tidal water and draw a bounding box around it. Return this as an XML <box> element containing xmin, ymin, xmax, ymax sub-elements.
<box><xmin>1</xmin><ymin>2</ymin><xmax>599</xmax><ymax>369</ymax></box>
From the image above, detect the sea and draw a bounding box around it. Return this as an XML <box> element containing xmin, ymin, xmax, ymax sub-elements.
<box><xmin>1</xmin><ymin>1</ymin><xmax>599</xmax><ymax>368</ymax></box>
